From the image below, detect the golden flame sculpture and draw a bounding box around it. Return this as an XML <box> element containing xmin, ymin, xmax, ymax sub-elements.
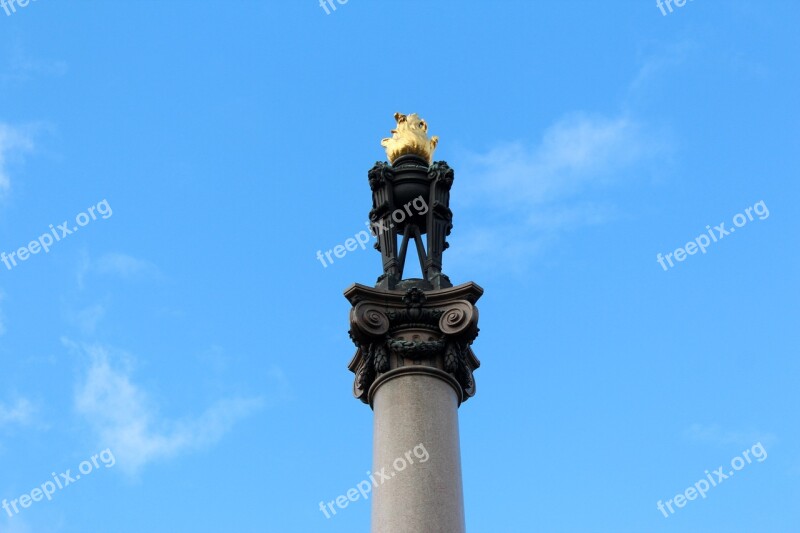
<box><xmin>381</xmin><ymin>112</ymin><xmax>439</xmax><ymax>164</ymax></box>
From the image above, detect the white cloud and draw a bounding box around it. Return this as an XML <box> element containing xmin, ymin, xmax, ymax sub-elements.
<box><xmin>69</xmin><ymin>341</ymin><xmax>263</xmax><ymax>476</ymax></box>
<box><xmin>1</xmin><ymin>42</ymin><xmax>68</xmax><ymax>84</ymax></box>
<box><xmin>0</xmin><ymin>123</ymin><xmax>34</xmax><ymax>196</ymax></box>
<box><xmin>684</xmin><ymin>423</ymin><xmax>777</xmax><ymax>448</ymax></box>
<box><xmin>77</xmin><ymin>252</ymin><xmax>161</xmax><ymax>289</ymax></box>
<box><xmin>264</xmin><ymin>365</ymin><xmax>293</xmax><ymax>404</ymax></box>
<box><xmin>448</xmin><ymin>112</ymin><xmax>664</xmax><ymax>271</ymax></box>
<box><xmin>461</xmin><ymin>114</ymin><xmax>649</xmax><ymax>208</ymax></box>
<box><xmin>73</xmin><ymin>303</ymin><xmax>106</xmax><ymax>335</ymax></box>
<box><xmin>0</xmin><ymin>397</ymin><xmax>34</xmax><ymax>427</ymax></box>
<box><xmin>95</xmin><ymin>253</ymin><xmax>160</xmax><ymax>279</ymax></box>
<box><xmin>0</xmin><ymin>516</ymin><xmax>34</xmax><ymax>533</ymax></box>
<box><xmin>629</xmin><ymin>40</ymin><xmax>694</xmax><ymax>95</ymax></box>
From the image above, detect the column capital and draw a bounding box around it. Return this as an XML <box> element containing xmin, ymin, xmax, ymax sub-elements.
<box><xmin>345</xmin><ymin>281</ymin><xmax>483</xmax><ymax>407</ymax></box>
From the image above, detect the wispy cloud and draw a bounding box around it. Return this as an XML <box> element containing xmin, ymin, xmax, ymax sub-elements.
<box><xmin>461</xmin><ymin>114</ymin><xmax>651</xmax><ymax>209</ymax></box>
<box><xmin>72</xmin><ymin>303</ymin><xmax>107</xmax><ymax>335</ymax></box>
<box><xmin>68</xmin><ymin>340</ymin><xmax>263</xmax><ymax>476</ymax></box>
<box><xmin>629</xmin><ymin>40</ymin><xmax>695</xmax><ymax>95</ymax></box>
<box><xmin>0</xmin><ymin>42</ymin><xmax>68</xmax><ymax>84</ymax></box>
<box><xmin>77</xmin><ymin>252</ymin><xmax>161</xmax><ymax>289</ymax></box>
<box><xmin>684</xmin><ymin>423</ymin><xmax>777</xmax><ymax>448</ymax></box>
<box><xmin>0</xmin><ymin>123</ymin><xmax>34</xmax><ymax>196</ymax></box>
<box><xmin>94</xmin><ymin>253</ymin><xmax>160</xmax><ymax>279</ymax></box>
<box><xmin>0</xmin><ymin>397</ymin><xmax>34</xmax><ymax>427</ymax></box>
<box><xmin>450</xmin><ymin>113</ymin><xmax>664</xmax><ymax>271</ymax></box>
<box><xmin>0</xmin><ymin>515</ymin><xmax>34</xmax><ymax>533</ymax></box>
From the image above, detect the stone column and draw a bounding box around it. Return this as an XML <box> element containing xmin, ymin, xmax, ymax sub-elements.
<box><xmin>346</xmin><ymin>282</ymin><xmax>482</xmax><ymax>533</ymax></box>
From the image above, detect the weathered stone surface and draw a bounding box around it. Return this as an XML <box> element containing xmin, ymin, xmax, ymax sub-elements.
<box><xmin>371</xmin><ymin>371</ymin><xmax>465</xmax><ymax>533</ymax></box>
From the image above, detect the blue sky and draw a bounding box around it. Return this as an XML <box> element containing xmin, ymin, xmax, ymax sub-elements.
<box><xmin>0</xmin><ymin>0</ymin><xmax>798</xmax><ymax>531</ymax></box>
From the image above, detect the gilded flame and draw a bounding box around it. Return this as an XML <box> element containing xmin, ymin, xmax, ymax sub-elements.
<box><xmin>381</xmin><ymin>112</ymin><xmax>439</xmax><ymax>164</ymax></box>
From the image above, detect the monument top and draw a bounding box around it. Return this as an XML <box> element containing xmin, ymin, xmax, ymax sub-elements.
<box><xmin>381</xmin><ymin>112</ymin><xmax>439</xmax><ymax>164</ymax></box>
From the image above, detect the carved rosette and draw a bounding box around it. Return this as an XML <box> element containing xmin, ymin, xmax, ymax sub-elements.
<box><xmin>346</xmin><ymin>283</ymin><xmax>482</xmax><ymax>406</ymax></box>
